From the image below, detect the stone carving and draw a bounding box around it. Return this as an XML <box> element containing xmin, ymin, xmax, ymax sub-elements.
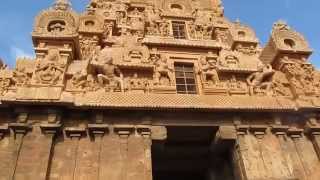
<box><xmin>70</xmin><ymin>70</ymin><xmax>98</xmax><ymax>91</ymax></box>
<box><xmin>199</xmin><ymin>56</ymin><xmax>219</xmax><ymax>86</ymax></box>
<box><xmin>13</xmin><ymin>67</ymin><xmax>31</xmax><ymax>86</ymax></box>
<box><xmin>79</xmin><ymin>36</ymin><xmax>99</xmax><ymax>60</ymax></box>
<box><xmin>219</xmin><ymin>51</ymin><xmax>241</xmax><ymax>69</ymax></box>
<box><xmin>235</xmin><ymin>44</ymin><xmax>257</xmax><ymax>55</ymax></box>
<box><xmin>127</xmin><ymin>8</ymin><xmax>145</xmax><ymax>35</ymax></box>
<box><xmin>159</xmin><ymin>20</ymin><xmax>171</xmax><ymax>37</ymax></box>
<box><xmin>228</xmin><ymin>75</ymin><xmax>248</xmax><ymax>94</ymax></box>
<box><xmin>246</xmin><ymin>64</ymin><xmax>275</xmax><ymax>95</ymax></box>
<box><xmin>272</xmin><ymin>72</ymin><xmax>292</xmax><ymax>97</ymax></box>
<box><xmin>213</xmin><ymin>28</ymin><xmax>229</xmax><ymax>44</ymax></box>
<box><xmin>124</xmin><ymin>73</ymin><xmax>151</xmax><ymax>93</ymax></box>
<box><xmin>123</xmin><ymin>45</ymin><xmax>150</xmax><ymax>64</ymax></box>
<box><xmin>91</xmin><ymin>56</ymin><xmax>123</xmax><ymax>91</ymax></box>
<box><xmin>53</xmin><ymin>0</ymin><xmax>71</xmax><ymax>11</ymax></box>
<box><xmin>187</xmin><ymin>22</ymin><xmax>213</xmax><ymax>40</ymax></box>
<box><xmin>154</xmin><ymin>55</ymin><xmax>174</xmax><ymax>86</ymax></box>
<box><xmin>278</xmin><ymin>56</ymin><xmax>320</xmax><ymax>97</ymax></box>
<box><xmin>33</xmin><ymin>0</ymin><xmax>78</xmax><ymax>37</ymax></box>
<box><xmin>102</xmin><ymin>21</ymin><xmax>114</xmax><ymax>39</ymax></box>
<box><xmin>33</xmin><ymin>49</ymin><xmax>66</xmax><ymax>85</ymax></box>
<box><xmin>2</xmin><ymin>1</ymin><xmax>320</xmax><ymax>180</ymax></box>
<box><xmin>0</xmin><ymin>69</ymin><xmax>13</xmax><ymax>95</ymax></box>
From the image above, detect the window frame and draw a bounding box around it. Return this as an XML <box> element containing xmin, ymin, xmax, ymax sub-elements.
<box><xmin>172</xmin><ymin>21</ymin><xmax>187</xmax><ymax>39</ymax></box>
<box><xmin>174</xmin><ymin>63</ymin><xmax>198</xmax><ymax>94</ymax></box>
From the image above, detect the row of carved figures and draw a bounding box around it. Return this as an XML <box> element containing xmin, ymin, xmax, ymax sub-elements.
<box><xmin>2</xmin><ymin>51</ymin><xmax>320</xmax><ymax>97</ymax></box>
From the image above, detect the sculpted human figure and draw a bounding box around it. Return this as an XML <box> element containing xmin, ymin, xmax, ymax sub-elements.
<box><xmin>154</xmin><ymin>55</ymin><xmax>174</xmax><ymax>86</ymax></box>
<box><xmin>91</xmin><ymin>56</ymin><xmax>123</xmax><ymax>91</ymax></box>
<box><xmin>71</xmin><ymin>70</ymin><xmax>88</xmax><ymax>89</ymax></box>
<box><xmin>35</xmin><ymin>49</ymin><xmax>64</xmax><ymax>85</ymax></box>
<box><xmin>13</xmin><ymin>67</ymin><xmax>30</xmax><ymax>86</ymax></box>
<box><xmin>199</xmin><ymin>56</ymin><xmax>219</xmax><ymax>85</ymax></box>
<box><xmin>159</xmin><ymin>21</ymin><xmax>170</xmax><ymax>36</ymax></box>
<box><xmin>246</xmin><ymin>64</ymin><xmax>275</xmax><ymax>95</ymax></box>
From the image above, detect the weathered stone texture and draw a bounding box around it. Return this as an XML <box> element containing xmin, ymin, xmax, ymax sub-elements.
<box><xmin>1</xmin><ymin>0</ymin><xmax>320</xmax><ymax>179</ymax></box>
<box><xmin>14</xmin><ymin>129</ymin><xmax>53</xmax><ymax>180</ymax></box>
<box><xmin>0</xmin><ymin>135</ymin><xmax>23</xmax><ymax>180</ymax></box>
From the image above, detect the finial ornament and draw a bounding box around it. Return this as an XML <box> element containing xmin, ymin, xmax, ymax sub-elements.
<box><xmin>273</xmin><ymin>20</ymin><xmax>290</xmax><ymax>31</ymax></box>
<box><xmin>53</xmin><ymin>0</ymin><xmax>71</xmax><ymax>11</ymax></box>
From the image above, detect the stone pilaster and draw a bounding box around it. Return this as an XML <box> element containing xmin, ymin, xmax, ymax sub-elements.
<box><xmin>49</xmin><ymin>127</ymin><xmax>86</xmax><ymax>180</ymax></box>
<box><xmin>14</xmin><ymin>110</ymin><xmax>60</xmax><ymax>180</ymax></box>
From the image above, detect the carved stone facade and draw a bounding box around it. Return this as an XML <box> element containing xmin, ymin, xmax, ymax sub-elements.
<box><xmin>1</xmin><ymin>0</ymin><xmax>320</xmax><ymax>179</ymax></box>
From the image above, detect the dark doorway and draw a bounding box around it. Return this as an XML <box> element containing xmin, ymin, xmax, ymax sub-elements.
<box><xmin>152</xmin><ymin>126</ymin><xmax>235</xmax><ymax>180</ymax></box>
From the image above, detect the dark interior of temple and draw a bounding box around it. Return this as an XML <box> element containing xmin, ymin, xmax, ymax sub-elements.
<box><xmin>152</xmin><ymin>126</ymin><xmax>235</xmax><ymax>180</ymax></box>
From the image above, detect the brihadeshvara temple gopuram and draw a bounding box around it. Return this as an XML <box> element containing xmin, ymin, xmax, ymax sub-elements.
<box><xmin>1</xmin><ymin>0</ymin><xmax>320</xmax><ymax>179</ymax></box>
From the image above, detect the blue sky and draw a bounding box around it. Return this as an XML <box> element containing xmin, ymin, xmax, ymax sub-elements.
<box><xmin>0</xmin><ymin>0</ymin><xmax>319</xmax><ymax>68</ymax></box>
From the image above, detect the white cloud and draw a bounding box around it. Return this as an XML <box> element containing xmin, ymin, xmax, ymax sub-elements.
<box><xmin>10</xmin><ymin>46</ymin><xmax>34</xmax><ymax>60</ymax></box>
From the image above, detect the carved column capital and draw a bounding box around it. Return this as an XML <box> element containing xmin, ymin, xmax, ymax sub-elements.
<box><xmin>249</xmin><ymin>125</ymin><xmax>268</xmax><ymax>138</ymax></box>
<box><xmin>287</xmin><ymin>128</ymin><xmax>304</xmax><ymax>138</ymax></box>
<box><xmin>114</xmin><ymin>125</ymin><xmax>135</xmax><ymax>138</ymax></box>
<box><xmin>271</xmin><ymin>125</ymin><xmax>289</xmax><ymax>136</ymax></box>
<box><xmin>236</xmin><ymin>125</ymin><xmax>249</xmax><ymax>136</ymax></box>
<box><xmin>88</xmin><ymin>124</ymin><xmax>109</xmax><ymax>137</ymax></box>
<box><xmin>40</xmin><ymin>123</ymin><xmax>62</xmax><ymax>135</ymax></box>
<box><xmin>0</xmin><ymin>124</ymin><xmax>9</xmax><ymax>139</ymax></box>
<box><xmin>137</xmin><ymin>125</ymin><xmax>151</xmax><ymax>138</ymax></box>
<box><xmin>305</xmin><ymin>124</ymin><xmax>320</xmax><ymax>136</ymax></box>
<box><xmin>9</xmin><ymin>123</ymin><xmax>32</xmax><ymax>135</ymax></box>
<box><xmin>65</xmin><ymin>127</ymin><xmax>87</xmax><ymax>139</ymax></box>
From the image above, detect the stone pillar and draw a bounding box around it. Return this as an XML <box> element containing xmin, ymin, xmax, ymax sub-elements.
<box><xmin>49</xmin><ymin>127</ymin><xmax>86</xmax><ymax>180</ymax></box>
<box><xmin>304</xmin><ymin>116</ymin><xmax>320</xmax><ymax>179</ymax></box>
<box><xmin>234</xmin><ymin>124</ymin><xmax>270</xmax><ymax>180</ymax></box>
<box><xmin>0</xmin><ymin>124</ymin><xmax>17</xmax><ymax>180</ymax></box>
<box><xmin>0</xmin><ymin>111</ymin><xmax>31</xmax><ymax>180</ymax></box>
<box><xmin>99</xmin><ymin>125</ymin><xmax>153</xmax><ymax>180</ymax></box>
<box><xmin>271</xmin><ymin>124</ymin><xmax>296</xmax><ymax>179</ymax></box>
<box><xmin>99</xmin><ymin>126</ymin><xmax>125</xmax><ymax>180</ymax></box>
<box><xmin>286</xmin><ymin>128</ymin><xmax>308</xmax><ymax>179</ymax></box>
<box><xmin>14</xmin><ymin>111</ymin><xmax>60</xmax><ymax>180</ymax></box>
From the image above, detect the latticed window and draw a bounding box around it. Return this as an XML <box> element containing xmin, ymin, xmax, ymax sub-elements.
<box><xmin>175</xmin><ymin>63</ymin><xmax>197</xmax><ymax>94</ymax></box>
<box><xmin>172</xmin><ymin>21</ymin><xmax>186</xmax><ymax>39</ymax></box>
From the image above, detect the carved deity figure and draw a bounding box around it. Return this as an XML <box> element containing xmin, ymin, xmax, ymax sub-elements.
<box><xmin>246</xmin><ymin>64</ymin><xmax>275</xmax><ymax>95</ymax></box>
<box><xmin>214</xmin><ymin>28</ymin><xmax>228</xmax><ymax>44</ymax></box>
<box><xmin>228</xmin><ymin>75</ymin><xmax>246</xmax><ymax>92</ymax></box>
<box><xmin>159</xmin><ymin>21</ymin><xmax>170</xmax><ymax>37</ymax></box>
<box><xmin>91</xmin><ymin>56</ymin><xmax>123</xmax><ymax>91</ymax></box>
<box><xmin>154</xmin><ymin>55</ymin><xmax>174</xmax><ymax>86</ymax></box>
<box><xmin>80</xmin><ymin>37</ymin><xmax>97</xmax><ymax>60</ymax></box>
<box><xmin>71</xmin><ymin>70</ymin><xmax>88</xmax><ymax>89</ymax></box>
<box><xmin>199</xmin><ymin>56</ymin><xmax>219</xmax><ymax>86</ymax></box>
<box><xmin>13</xmin><ymin>67</ymin><xmax>30</xmax><ymax>86</ymax></box>
<box><xmin>187</xmin><ymin>22</ymin><xmax>197</xmax><ymax>39</ymax></box>
<box><xmin>0</xmin><ymin>77</ymin><xmax>11</xmax><ymax>95</ymax></box>
<box><xmin>125</xmin><ymin>73</ymin><xmax>150</xmax><ymax>92</ymax></box>
<box><xmin>34</xmin><ymin>49</ymin><xmax>65</xmax><ymax>85</ymax></box>
<box><xmin>103</xmin><ymin>22</ymin><xmax>113</xmax><ymax>39</ymax></box>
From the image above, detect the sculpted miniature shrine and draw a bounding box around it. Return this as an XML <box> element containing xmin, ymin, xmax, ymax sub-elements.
<box><xmin>1</xmin><ymin>0</ymin><xmax>320</xmax><ymax>179</ymax></box>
